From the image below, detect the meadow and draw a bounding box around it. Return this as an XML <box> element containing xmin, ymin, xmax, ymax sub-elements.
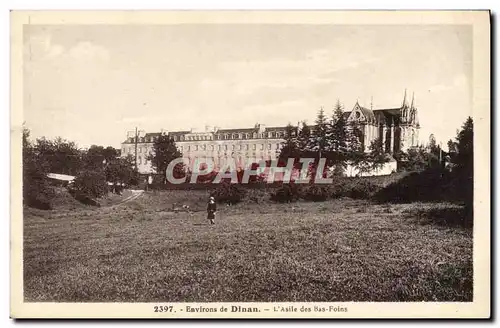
<box><xmin>23</xmin><ymin>187</ymin><xmax>473</xmax><ymax>302</ymax></box>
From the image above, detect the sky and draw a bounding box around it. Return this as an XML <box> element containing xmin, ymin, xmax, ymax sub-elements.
<box><xmin>23</xmin><ymin>24</ymin><xmax>472</xmax><ymax>149</ymax></box>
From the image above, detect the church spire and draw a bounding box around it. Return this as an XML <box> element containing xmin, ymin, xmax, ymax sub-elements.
<box><xmin>402</xmin><ymin>89</ymin><xmax>408</xmax><ymax>107</ymax></box>
<box><xmin>410</xmin><ymin>92</ymin><xmax>415</xmax><ymax>108</ymax></box>
<box><xmin>370</xmin><ymin>96</ymin><xmax>373</xmax><ymax>110</ymax></box>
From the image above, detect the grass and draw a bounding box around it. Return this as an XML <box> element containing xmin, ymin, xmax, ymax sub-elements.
<box><xmin>23</xmin><ymin>189</ymin><xmax>472</xmax><ymax>302</ymax></box>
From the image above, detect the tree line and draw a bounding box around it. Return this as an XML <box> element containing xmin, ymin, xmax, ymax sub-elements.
<box><xmin>145</xmin><ymin>101</ymin><xmax>474</xmax><ymax>184</ymax></box>
<box><xmin>23</xmin><ymin>127</ymin><xmax>138</xmax><ymax>209</ymax></box>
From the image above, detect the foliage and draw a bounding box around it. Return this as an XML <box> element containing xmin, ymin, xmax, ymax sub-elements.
<box><xmin>278</xmin><ymin>124</ymin><xmax>300</xmax><ymax>167</ymax></box>
<box><xmin>296</xmin><ymin>121</ymin><xmax>313</xmax><ymax>157</ymax></box>
<box><xmin>211</xmin><ymin>180</ymin><xmax>247</xmax><ymax>204</ymax></box>
<box><xmin>72</xmin><ymin>169</ymin><xmax>108</xmax><ymax>199</ymax></box>
<box><xmin>449</xmin><ymin>117</ymin><xmax>473</xmax><ymax>206</ymax></box>
<box><xmin>34</xmin><ymin>137</ymin><xmax>83</xmax><ymax>176</ymax></box>
<box><xmin>352</xmin><ymin>138</ymin><xmax>389</xmax><ymax>174</ymax></box>
<box><xmin>311</xmin><ymin>107</ymin><xmax>329</xmax><ymax>159</ymax></box>
<box><xmin>398</xmin><ymin>146</ymin><xmax>428</xmax><ymax>171</ymax></box>
<box><xmin>83</xmin><ymin>145</ymin><xmax>119</xmax><ymax>170</ymax></box>
<box><xmin>23</xmin><ymin>128</ymin><xmax>54</xmax><ymax>209</ymax></box>
<box><xmin>147</xmin><ymin>134</ymin><xmax>184</xmax><ymax>181</ymax></box>
<box><xmin>300</xmin><ymin>184</ymin><xmax>329</xmax><ymax>202</ymax></box>
<box><xmin>105</xmin><ymin>154</ymin><xmax>138</xmax><ymax>186</ymax></box>
<box><xmin>346</xmin><ymin>179</ymin><xmax>379</xmax><ymax>199</ymax></box>
<box><xmin>373</xmin><ymin>168</ymin><xmax>453</xmax><ymax>203</ymax></box>
<box><xmin>326</xmin><ymin>100</ymin><xmax>349</xmax><ymax>167</ymax></box>
<box><xmin>270</xmin><ymin>183</ymin><xmax>300</xmax><ymax>203</ymax></box>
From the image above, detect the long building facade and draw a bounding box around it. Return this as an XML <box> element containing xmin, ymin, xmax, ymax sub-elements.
<box><xmin>121</xmin><ymin>93</ymin><xmax>420</xmax><ymax>174</ymax></box>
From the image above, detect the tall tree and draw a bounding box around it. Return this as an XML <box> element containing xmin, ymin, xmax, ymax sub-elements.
<box><xmin>454</xmin><ymin>117</ymin><xmax>473</xmax><ymax>174</ymax></box>
<box><xmin>105</xmin><ymin>154</ymin><xmax>137</xmax><ymax>186</ymax></box>
<box><xmin>311</xmin><ymin>107</ymin><xmax>329</xmax><ymax>159</ymax></box>
<box><xmin>327</xmin><ymin>100</ymin><xmax>349</xmax><ymax>167</ymax></box>
<box><xmin>354</xmin><ymin>137</ymin><xmax>388</xmax><ymax>175</ymax></box>
<box><xmin>296</xmin><ymin>121</ymin><xmax>313</xmax><ymax>155</ymax></box>
<box><xmin>449</xmin><ymin>117</ymin><xmax>473</xmax><ymax>212</ymax></box>
<box><xmin>83</xmin><ymin>145</ymin><xmax>120</xmax><ymax>170</ymax></box>
<box><xmin>278</xmin><ymin>123</ymin><xmax>300</xmax><ymax>165</ymax></box>
<box><xmin>23</xmin><ymin>127</ymin><xmax>53</xmax><ymax>209</ymax></box>
<box><xmin>35</xmin><ymin>137</ymin><xmax>83</xmax><ymax>176</ymax></box>
<box><xmin>426</xmin><ymin>134</ymin><xmax>441</xmax><ymax>168</ymax></box>
<box><xmin>147</xmin><ymin>135</ymin><xmax>184</xmax><ymax>182</ymax></box>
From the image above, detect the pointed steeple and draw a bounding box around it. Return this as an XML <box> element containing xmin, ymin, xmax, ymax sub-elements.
<box><xmin>370</xmin><ymin>96</ymin><xmax>373</xmax><ymax>110</ymax></box>
<box><xmin>402</xmin><ymin>89</ymin><xmax>408</xmax><ymax>107</ymax></box>
<box><xmin>410</xmin><ymin>92</ymin><xmax>415</xmax><ymax>109</ymax></box>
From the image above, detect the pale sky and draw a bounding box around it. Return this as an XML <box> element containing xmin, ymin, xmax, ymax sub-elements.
<box><xmin>23</xmin><ymin>24</ymin><xmax>472</xmax><ymax>149</ymax></box>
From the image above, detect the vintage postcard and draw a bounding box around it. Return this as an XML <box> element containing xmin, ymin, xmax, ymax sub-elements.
<box><xmin>10</xmin><ymin>10</ymin><xmax>490</xmax><ymax>319</ymax></box>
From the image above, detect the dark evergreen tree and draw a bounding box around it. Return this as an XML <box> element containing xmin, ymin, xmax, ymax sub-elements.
<box><xmin>147</xmin><ymin>134</ymin><xmax>184</xmax><ymax>183</ymax></box>
<box><xmin>311</xmin><ymin>107</ymin><xmax>329</xmax><ymax>159</ymax></box>
<box><xmin>327</xmin><ymin>100</ymin><xmax>349</xmax><ymax>168</ymax></box>
<box><xmin>278</xmin><ymin>123</ymin><xmax>300</xmax><ymax>165</ymax></box>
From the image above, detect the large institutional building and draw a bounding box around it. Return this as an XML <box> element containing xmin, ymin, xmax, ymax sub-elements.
<box><xmin>121</xmin><ymin>93</ymin><xmax>420</xmax><ymax>174</ymax></box>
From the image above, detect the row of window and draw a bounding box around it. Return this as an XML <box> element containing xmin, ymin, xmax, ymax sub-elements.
<box><xmin>124</xmin><ymin>143</ymin><xmax>282</xmax><ymax>155</ymax></box>
<box><xmin>180</xmin><ymin>143</ymin><xmax>281</xmax><ymax>152</ymax></box>
<box><xmin>127</xmin><ymin>131</ymin><xmax>286</xmax><ymax>143</ymax></box>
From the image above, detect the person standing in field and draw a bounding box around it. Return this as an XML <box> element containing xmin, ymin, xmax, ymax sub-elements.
<box><xmin>207</xmin><ymin>196</ymin><xmax>217</xmax><ymax>225</ymax></box>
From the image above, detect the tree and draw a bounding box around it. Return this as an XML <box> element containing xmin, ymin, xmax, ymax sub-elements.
<box><xmin>454</xmin><ymin>117</ymin><xmax>473</xmax><ymax>174</ymax></box>
<box><xmin>147</xmin><ymin>135</ymin><xmax>184</xmax><ymax>183</ymax></box>
<box><xmin>35</xmin><ymin>137</ymin><xmax>83</xmax><ymax>176</ymax></box>
<box><xmin>72</xmin><ymin>169</ymin><xmax>108</xmax><ymax>199</ymax></box>
<box><xmin>83</xmin><ymin>145</ymin><xmax>119</xmax><ymax>170</ymax></box>
<box><xmin>427</xmin><ymin>134</ymin><xmax>441</xmax><ymax>168</ymax></box>
<box><xmin>311</xmin><ymin>107</ymin><xmax>329</xmax><ymax>159</ymax></box>
<box><xmin>23</xmin><ymin>127</ymin><xmax>53</xmax><ymax>209</ymax></box>
<box><xmin>451</xmin><ymin>117</ymin><xmax>473</xmax><ymax>207</ymax></box>
<box><xmin>400</xmin><ymin>146</ymin><xmax>428</xmax><ymax>171</ymax></box>
<box><xmin>327</xmin><ymin>100</ymin><xmax>349</xmax><ymax>168</ymax></box>
<box><xmin>296</xmin><ymin>121</ymin><xmax>313</xmax><ymax>156</ymax></box>
<box><xmin>354</xmin><ymin>138</ymin><xmax>388</xmax><ymax>175</ymax></box>
<box><xmin>278</xmin><ymin>123</ymin><xmax>300</xmax><ymax>166</ymax></box>
<box><xmin>105</xmin><ymin>154</ymin><xmax>137</xmax><ymax>186</ymax></box>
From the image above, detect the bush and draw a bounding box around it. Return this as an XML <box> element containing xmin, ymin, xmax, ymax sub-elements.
<box><xmin>23</xmin><ymin>147</ymin><xmax>54</xmax><ymax>210</ymax></box>
<box><xmin>329</xmin><ymin>179</ymin><xmax>351</xmax><ymax>198</ymax></box>
<box><xmin>300</xmin><ymin>184</ymin><xmax>329</xmax><ymax>202</ymax></box>
<box><xmin>211</xmin><ymin>181</ymin><xmax>246</xmax><ymax>204</ymax></box>
<box><xmin>347</xmin><ymin>179</ymin><xmax>379</xmax><ymax>199</ymax></box>
<box><xmin>72</xmin><ymin>169</ymin><xmax>108</xmax><ymax>200</ymax></box>
<box><xmin>270</xmin><ymin>184</ymin><xmax>300</xmax><ymax>203</ymax></box>
<box><xmin>373</xmin><ymin>168</ymin><xmax>455</xmax><ymax>204</ymax></box>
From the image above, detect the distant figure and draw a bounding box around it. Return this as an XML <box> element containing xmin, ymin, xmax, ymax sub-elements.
<box><xmin>207</xmin><ymin>196</ymin><xmax>217</xmax><ymax>225</ymax></box>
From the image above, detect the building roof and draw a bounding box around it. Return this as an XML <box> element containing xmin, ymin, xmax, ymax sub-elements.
<box><xmin>216</xmin><ymin>128</ymin><xmax>257</xmax><ymax>133</ymax></box>
<box><xmin>168</xmin><ymin>130</ymin><xmax>191</xmax><ymax>135</ymax></box>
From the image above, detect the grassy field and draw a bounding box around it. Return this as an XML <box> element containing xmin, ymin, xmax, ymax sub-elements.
<box><xmin>23</xmin><ymin>189</ymin><xmax>473</xmax><ymax>302</ymax></box>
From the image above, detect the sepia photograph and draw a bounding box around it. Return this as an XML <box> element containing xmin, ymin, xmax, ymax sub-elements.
<box><xmin>10</xmin><ymin>10</ymin><xmax>490</xmax><ymax>319</ymax></box>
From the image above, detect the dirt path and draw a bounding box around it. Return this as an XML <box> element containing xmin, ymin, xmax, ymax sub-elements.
<box><xmin>112</xmin><ymin>190</ymin><xmax>144</xmax><ymax>207</ymax></box>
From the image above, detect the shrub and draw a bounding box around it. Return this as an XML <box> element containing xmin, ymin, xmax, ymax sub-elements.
<box><xmin>329</xmin><ymin>179</ymin><xmax>351</xmax><ymax>198</ymax></box>
<box><xmin>300</xmin><ymin>184</ymin><xmax>329</xmax><ymax>202</ymax></box>
<box><xmin>211</xmin><ymin>181</ymin><xmax>246</xmax><ymax>204</ymax></box>
<box><xmin>270</xmin><ymin>184</ymin><xmax>300</xmax><ymax>203</ymax></box>
<box><xmin>373</xmin><ymin>168</ymin><xmax>455</xmax><ymax>204</ymax></box>
<box><xmin>72</xmin><ymin>169</ymin><xmax>108</xmax><ymax>200</ymax></box>
<box><xmin>347</xmin><ymin>179</ymin><xmax>379</xmax><ymax>199</ymax></box>
<box><xmin>23</xmin><ymin>143</ymin><xmax>54</xmax><ymax>210</ymax></box>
